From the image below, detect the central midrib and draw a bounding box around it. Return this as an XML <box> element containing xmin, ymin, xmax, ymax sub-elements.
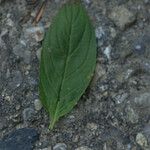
<box><xmin>53</xmin><ymin>10</ymin><xmax>73</xmax><ymax>120</ymax></box>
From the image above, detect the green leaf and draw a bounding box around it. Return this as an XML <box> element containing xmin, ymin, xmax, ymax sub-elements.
<box><xmin>39</xmin><ymin>2</ymin><xmax>96</xmax><ymax>129</ymax></box>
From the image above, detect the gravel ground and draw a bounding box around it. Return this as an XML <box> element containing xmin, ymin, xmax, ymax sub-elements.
<box><xmin>0</xmin><ymin>0</ymin><xmax>150</xmax><ymax>150</ymax></box>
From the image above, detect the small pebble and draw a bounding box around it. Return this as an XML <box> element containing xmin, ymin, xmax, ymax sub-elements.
<box><xmin>53</xmin><ymin>143</ymin><xmax>67</xmax><ymax>150</ymax></box>
<box><xmin>15</xmin><ymin>104</ymin><xmax>21</xmax><ymax>110</ymax></box>
<box><xmin>135</xmin><ymin>45</ymin><xmax>142</xmax><ymax>51</ymax></box>
<box><xmin>95</xmin><ymin>26</ymin><xmax>105</xmax><ymax>39</ymax></box>
<box><xmin>126</xmin><ymin>105</ymin><xmax>139</xmax><ymax>123</ymax></box>
<box><xmin>91</xmin><ymin>63</ymin><xmax>106</xmax><ymax>86</ymax></box>
<box><xmin>23</xmin><ymin>107</ymin><xmax>35</xmax><ymax>122</ymax></box>
<box><xmin>86</xmin><ymin>123</ymin><xmax>98</xmax><ymax>131</ymax></box>
<box><xmin>4</xmin><ymin>95</ymin><xmax>11</xmax><ymax>102</ymax></box>
<box><xmin>34</xmin><ymin>99</ymin><xmax>42</xmax><ymax>111</ymax></box>
<box><xmin>66</xmin><ymin>115</ymin><xmax>75</xmax><ymax>124</ymax></box>
<box><xmin>26</xmin><ymin>26</ymin><xmax>45</xmax><ymax>42</ymax></box>
<box><xmin>103</xmin><ymin>46</ymin><xmax>111</xmax><ymax>60</ymax></box>
<box><xmin>36</xmin><ymin>47</ymin><xmax>42</xmax><ymax>60</ymax></box>
<box><xmin>110</xmin><ymin>27</ymin><xmax>117</xmax><ymax>38</ymax></box>
<box><xmin>0</xmin><ymin>128</ymin><xmax>39</xmax><ymax>150</ymax></box>
<box><xmin>109</xmin><ymin>6</ymin><xmax>136</xmax><ymax>30</ymax></box>
<box><xmin>125</xmin><ymin>69</ymin><xmax>133</xmax><ymax>80</ymax></box>
<box><xmin>6</xmin><ymin>18</ymin><xmax>14</xmax><ymax>27</ymax></box>
<box><xmin>134</xmin><ymin>44</ymin><xmax>145</xmax><ymax>54</ymax></box>
<box><xmin>114</xmin><ymin>92</ymin><xmax>128</xmax><ymax>104</ymax></box>
<box><xmin>136</xmin><ymin>133</ymin><xmax>148</xmax><ymax>147</ymax></box>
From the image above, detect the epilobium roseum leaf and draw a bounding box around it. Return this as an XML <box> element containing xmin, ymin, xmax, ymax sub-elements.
<box><xmin>39</xmin><ymin>2</ymin><xmax>96</xmax><ymax>129</ymax></box>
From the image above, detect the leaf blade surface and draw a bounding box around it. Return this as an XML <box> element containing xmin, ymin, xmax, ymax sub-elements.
<box><xmin>40</xmin><ymin>3</ymin><xmax>96</xmax><ymax>129</ymax></box>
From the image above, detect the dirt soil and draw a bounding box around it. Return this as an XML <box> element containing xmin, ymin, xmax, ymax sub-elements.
<box><xmin>0</xmin><ymin>0</ymin><xmax>150</xmax><ymax>150</ymax></box>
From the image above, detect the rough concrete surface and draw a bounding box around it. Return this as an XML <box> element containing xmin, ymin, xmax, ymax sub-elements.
<box><xmin>0</xmin><ymin>0</ymin><xmax>150</xmax><ymax>150</ymax></box>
